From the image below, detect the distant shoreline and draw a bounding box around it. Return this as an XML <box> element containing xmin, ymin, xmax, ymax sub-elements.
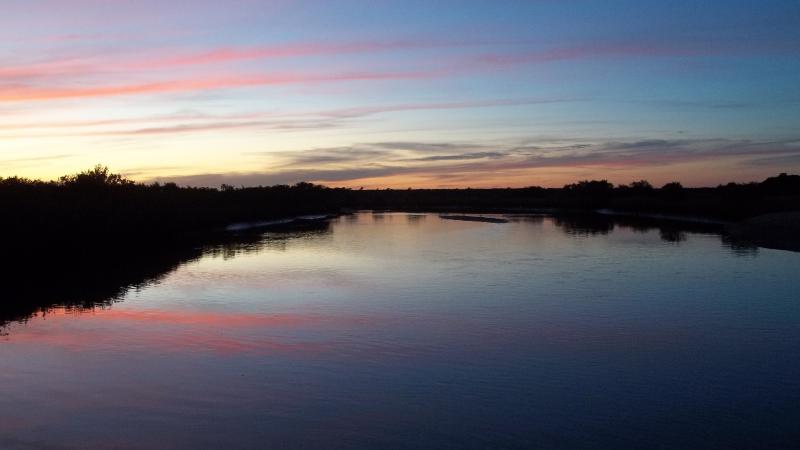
<box><xmin>1</xmin><ymin>167</ymin><xmax>798</xmax><ymax>253</ymax></box>
<box><xmin>216</xmin><ymin>209</ymin><xmax>800</xmax><ymax>253</ymax></box>
<box><xmin>439</xmin><ymin>214</ymin><xmax>510</xmax><ymax>223</ymax></box>
<box><xmin>726</xmin><ymin>212</ymin><xmax>800</xmax><ymax>252</ymax></box>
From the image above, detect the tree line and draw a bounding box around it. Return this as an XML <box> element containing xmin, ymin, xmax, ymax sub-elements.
<box><xmin>1</xmin><ymin>166</ymin><xmax>798</xmax><ymax>251</ymax></box>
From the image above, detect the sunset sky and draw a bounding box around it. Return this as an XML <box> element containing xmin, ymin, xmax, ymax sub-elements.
<box><xmin>2</xmin><ymin>0</ymin><xmax>799</xmax><ymax>188</ymax></box>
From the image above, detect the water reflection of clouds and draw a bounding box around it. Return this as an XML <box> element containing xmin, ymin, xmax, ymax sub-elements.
<box><xmin>3</xmin><ymin>307</ymin><xmax>376</xmax><ymax>356</ymax></box>
<box><xmin>165</xmin><ymin>265</ymin><xmax>365</xmax><ymax>292</ymax></box>
<box><xmin>1</xmin><ymin>305</ymin><xmax>714</xmax><ymax>359</ymax></box>
<box><xmin>406</xmin><ymin>213</ymin><xmax>427</xmax><ymax>225</ymax></box>
<box><xmin>0</xmin><ymin>212</ymin><xmax>767</xmax><ymax>335</ymax></box>
<box><xmin>1</xmin><ymin>214</ymin><xmax>797</xmax><ymax>450</ymax></box>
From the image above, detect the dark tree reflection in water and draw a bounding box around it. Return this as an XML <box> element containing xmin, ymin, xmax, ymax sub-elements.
<box><xmin>1</xmin><ymin>222</ymin><xmax>333</xmax><ymax>330</ymax></box>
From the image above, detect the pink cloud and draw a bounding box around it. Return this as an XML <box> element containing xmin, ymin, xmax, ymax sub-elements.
<box><xmin>0</xmin><ymin>38</ymin><xmax>454</xmax><ymax>82</ymax></box>
<box><xmin>0</xmin><ymin>70</ymin><xmax>433</xmax><ymax>102</ymax></box>
<box><xmin>1</xmin><ymin>36</ymin><xmax>783</xmax><ymax>105</ymax></box>
<box><xmin>0</xmin><ymin>38</ymin><xmax>720</xmax><ymax>102</ymax></box>
<box><xmin>0</xmin><ymin>59</ymin><xmax>92</xmax><ymax>80</ymax></box>
<box><xmin>124</xmin><ymin>40</ymin><xmax>429</xmax><ymax>70</ymax></box>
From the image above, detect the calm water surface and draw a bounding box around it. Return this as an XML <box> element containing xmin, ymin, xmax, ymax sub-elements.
<box><xmin>2</xmin><ymin>213</ymin><xmax>799</xmax><ymax>449</ymax></box>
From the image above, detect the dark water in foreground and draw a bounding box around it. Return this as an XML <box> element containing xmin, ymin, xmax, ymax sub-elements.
<box><xmin>2</xmin><ymin>213</ymin><xmax>799</xmax><ymax>449</ymax></box>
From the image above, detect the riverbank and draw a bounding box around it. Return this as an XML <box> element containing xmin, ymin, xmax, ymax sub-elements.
<box><xmin>726</xmin><ymin>212</ymin><xmax>800</xmax><ymax>252</ymax></box>
<box><xmin>1</xmin><ymin>167</ymin><xmax>798</xmax><ymax>252</ymax></box>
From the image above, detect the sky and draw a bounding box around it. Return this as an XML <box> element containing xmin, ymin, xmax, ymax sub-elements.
<box><xmin>1</xmin><ymin>0</ymin><xmax>799</xmax><ymax>188</ymax></box>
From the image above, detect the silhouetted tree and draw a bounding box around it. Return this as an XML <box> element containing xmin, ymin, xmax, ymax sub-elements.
<box><xmin>661</xmin><ymin>181</ymin><xmax>685</xmax><ymax>199</ymax></box>
<box><xmin>563</xmin><ymin>180</ymin><xmax>615</xmax><ymax>196</ymax></box>
<box><xmin>661</xmin><ymin>181</ymin><xmax>683</xmax><ymax>192</ymax></box>
<box><xmin>60</xmin><ymin>165</ymin><xmax>132</xmax><ymax>188</ymax></box>
<box><xmin>628</xmin><ymin>180</ymin><xmax>654</xmax><ymax>193</ymax></box>
<box><xmin>760</xmin><ymin>173</ymin><xmax>800</xmax><ymax>195</ymax></box>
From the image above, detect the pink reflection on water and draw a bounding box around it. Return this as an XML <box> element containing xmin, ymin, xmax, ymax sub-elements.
<box><xmin>2</xmin><ymin>303</ymin><xmax>701</xmax><ymax>358</ymax></box>
<box><xmin>3</xmin><ymin>307</ymin><xmax>376</xmax><ymax>356</ymax></box>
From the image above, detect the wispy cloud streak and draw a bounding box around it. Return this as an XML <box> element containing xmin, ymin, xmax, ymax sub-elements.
<box><xmin>1</xmin><ymin>97</ymin><xmax>576</xmax><ymax>135</ymax></box>
<box><xmin>5</xmin><ymin>33</ymin><xmax>790</xmax><ymax>103</ymax></box>
<box><xmin>0</xmin><ymin>70</ymin><xmax>434</xmax><ymax>102</ymax></box>
<box><xmin>146</xmin><ymin>138</ymin><xmax>800</xmax><ymax>187</ymax></box>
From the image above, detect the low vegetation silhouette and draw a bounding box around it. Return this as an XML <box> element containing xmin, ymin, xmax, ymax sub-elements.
<box><xmin>358</xmin><ymin>173</ymin><xmax>799</xmax><ymax>218</ymax></box>
<box><xmin>0</xmin><ymin>166</ymin><xmax>349</xmax><ymax>251</ymax></box>
<box><xmin>0</xmin><ymin>166</ymin><xmax>797</xmax><ymax>252</ymax></box>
